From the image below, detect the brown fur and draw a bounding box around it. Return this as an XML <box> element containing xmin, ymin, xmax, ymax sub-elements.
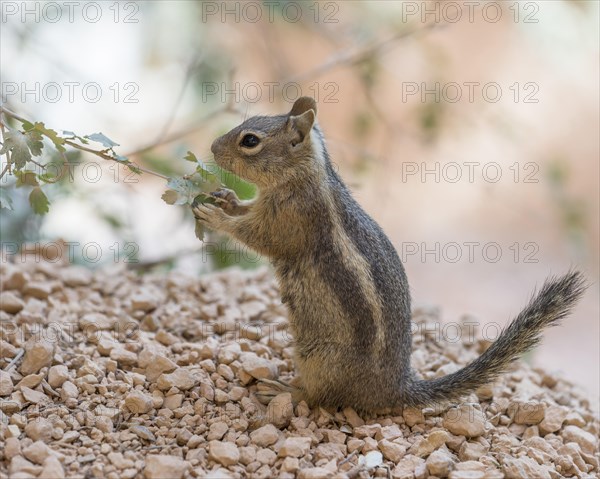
<box><xmin>194</xmin><ymin>97</ymin><xmax>587</xmax><ymax>412</ymax></box>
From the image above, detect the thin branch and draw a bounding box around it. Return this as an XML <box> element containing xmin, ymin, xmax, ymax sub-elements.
<box><xmin>62</xmin><ymin>139</ymin><xmax>169</xmax><ymax>180</ymax></box>
<box><xmin>4</xmin><ymin>348</ymin><xmax>24</xmax><ymax>371</ymax></box>
<box><xmin>152</xmin><ymin>54</ymin><xmax>203</xmax><ymax>145</ymax></box>
<box><xmin>0</xmin><ymin>105</ymin><xmax>170</xmax><ymax>181</ymax></box>
<box><xmin>282</xmin><ymin>22</ymin><xmax>443</xmax><ymax>85</ymax></box>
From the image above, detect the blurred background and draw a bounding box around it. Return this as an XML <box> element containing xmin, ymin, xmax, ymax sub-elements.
<box><xmin>1</xmin><ymin>1</ymin><xmax>598</xmax><ymax>404</ymax></box>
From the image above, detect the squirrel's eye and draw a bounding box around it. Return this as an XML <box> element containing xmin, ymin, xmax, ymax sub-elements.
<box><xmin>240</xmin><ymin>134</ymin><xmax>260</xmax><ymax>148</ymax></box>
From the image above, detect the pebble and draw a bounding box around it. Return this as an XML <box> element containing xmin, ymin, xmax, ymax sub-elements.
<box><xmin>156</xmin><ymin>369</ymin><xmax>198</xmax><ymax>390</ymax></box>
<box><xmin>23</xmin><ymin>282</ymin><xmax>52</xmax><ymax>299</ymax></box>
<box><xmin>20</xmin><ymin>338</ymin><xmax>55</xmax><ymax>375</ymax></box>
<box><xmin>250</xmin><ymin>424</ymin><xmax>280</xmax><ymax>447</ymax></box>
<box><xmin>539</xmin><ymin>405</ymin><xmax>568</xmax><ymax>434</ymax></box>
<box><xmin>443</xmin><ymin>404</ymin><xmax>487</xmax><ymax>437</ymax></box>
<box><xmin>561</xmin><ymin>425</ymin><xmax>596</xmax><ymax>454</ymax></box>
<box><xmin>0</xmin><ymin>369</ymin><xmax>14</xmax><ymax>396</ymax></box>
<box><xmin>279</xmin><ymin>437</ymin><xmax>312</xmax><ymax>458</ymax></box>
<box><xmin>145</xmin><ymin>355</ymin><xmax>177</xmax><ymax>382</ymax></box>
<box><xmin>208</xmin><ymin>441</ymin><xmax>240</xmax><ymax>466</ymax></box>
<box><xmin>379</xmin><ymin>439</ymin><xmax>406</xmax><ymax>462</ymax></box>
<box><xmin>502</xmin><ymin>455</ymin><xmax>552</xmax><ymax>479</ymax></box>
<box><xmin>22</xmin><ymin>441</ymin><xmax>52</xmax><ymax>464</ymax></box>
<box><xmin>207</xmin><ymin>421</ymin><xmax>229</xmax><ymax>441</ymax></box>
<box><xmin>265</xmin><ymin>392</ymin><xmax>294</xmax><ymax>428</ymax></box>
<box><xmin>241</xmin><ymin>354</ymin><xmax>277</xmax><ymax>380</ymax></box>
<box><xmin>47</xmin><ymin>365</ymin><xmax>69</xmax><ymax>388</ymax></box>
<box><xmin>426</xmin><ymin>449</ymin><xmax>455</xmax><ymax>477</ymax></box>
<box><xmin>144</xmin><ymin>455</ymin><xmax>188</xmax><ymax>479</ymax></box>
<box><xmin>0</xmin><ymin>291</ymin><xmax>25</xmax><ymax>313</ymax></box>
<box><xmin>24</xmin><ymin>418</ymin><xmax>53</xmax><ymax>442</ymax></box>
<box><xmin>125</xmin><ymin>391</ymin><xmax>154</xmax><ymax>414</ymax></box>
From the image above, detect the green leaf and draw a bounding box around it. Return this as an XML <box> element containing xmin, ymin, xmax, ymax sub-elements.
<box><xmin>0</xmin><ymin>188</ymin><xmax>13</xmax><ymax>210</ymax></box>
<box><xmin>85</xmin><ymin>132</ymin><xmax>119</xmax><ymax>149</ymax></box>
<box><xmin>184</xmin><ymin>151</ymin><xmax>198</xmax><ymax>162</ymax></box>
<box><xmin>113</xmin><ymin>153</ymin><xmax>129</xmax><ymax>162</ymax></box>
<box><xmin>29</xmin><ymin>187</ymin><xmax>50</xmax><ymax>214</ymax></box>
<box><xmin>0</xmin><ymin>126</ymin><xmax>44</xmax><ymax>169</ymax></box>
<box><xmin>25</xmin><ymin>122</ymin><xmax>66</xmax><ymax>152</ymax></box>
<box><xmin>15</xmin><ymin>170</ymin><xmax>40</xmax><ymax>187</ymax></box>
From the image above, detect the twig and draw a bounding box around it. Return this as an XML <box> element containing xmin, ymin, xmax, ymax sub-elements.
<box><xmin>4</xmin><ymin>348</ymin><xmax>24</xmax><ymax>371</ymax></box>
<box><xmin>0</xmin><ymin>105</ymin><xmax>170</xmax><ymax>181</ymax></box>
<box><xmin>282</xmin><ymin>22</ymin><xmax>443</xmax><ymax>85</ymax></box>
<box><xmin>0</xmin><ymin>163</ymin><xmax>9</xmax><ymax>181</ymax></box>
<box><xmin>152</xmin><ymin>54</ymin><xmax>203</xmax><ymax>145</ymax></box>
<box><xmin>61</xmin><ymin>139</ymin><xmax>169</xmax><ymax>180</ymax></box>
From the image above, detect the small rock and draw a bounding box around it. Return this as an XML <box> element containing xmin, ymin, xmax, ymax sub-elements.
<box><xmin>539</xmin><ymin>405</ymin><xmax>568</xmax><ymax>434</ymax></box>
<box><xmin>502</xmin><ymin>455</ymin><xmax>551</xmax><ymax>479</ymax></box>
<box><xmin>21</xmin><ymin>386</ymin><xmax>50</xmax><ymax>404</ymax></box>
<box><xmin>343</xmin><ymin>407</ymin><xmax>365</xmax><ymax>427</ymax></box>
<box><xmin>561</xmin><ymin>425</ymin><xmax>596</xmax><ymax>454</ymax></box>
<box><xmin>391</xmin><ymin>454</ymin><xmax>425</xmax><ymax>479</ymax></box>
<box><xmin>403</xmin><ymin>407</ymin><xmax>424</xmax><ymax>427</ymax></box>
<box><xmin>426</xmin><ymin>449</ymin><xmax>455</xmax><ymax>477</ymax></box>
<box><xmin>250</xmin><ymin>424</ymin><xmax>279</xmax><ymax>447</ymax></box>
<box><xmin>265</xmin><ymin>392</ymin><xmax>294</xmax><ymax>428</ymax></box>
<box><xmin>131</xmin><ymin>290</ymin><xmax>159</xmax><ymax>312</ymax></box>
<box><xmin>157</xmin><ymin>369</ymin><xmax>198</xmax><ymax>391</ymax></box>
<box><xmin>110</xmin><ymin>347</ymin><xmax>138</xmax><ymax>366</ymax></box>
<box><xmin>4</xmin><ymin>437</ymin><xmax>21</xmax><ymax>460</ymax></box>
<box><xmin>297</xmin><ymin>467</ymin><xmax>331</xmax><ymax>479</ymax></box>
<box><xmin>145</xmin><ymin>355</ymin><xmax>177</xmax><ymax>382</ymax></box>
<box><xmin>131</xmin><ymin>425</ymin><xmax>156</xmax><ymax>441</ymax></box>
<box><xmin>279</xmin><ymin>437</ymin><xmax>312</xmax><ymax>458</ymax></box>
<box><xmin>60</xmin><ymin>380</ymin><xmax>78</xmax><ymax>400</ymax></box>
<box><xmin>509</xmin><ymin>401</ymin><xmax>545</xmax><ymax>425</ymax></box>
<box><xmin>61</xmin><ymin>267</ymin><xmax>92</xmax><ymax>286</ymax></box>
<box><xmin>241</xmin><ymin>355</ymin><xmax>277</xmax><ymax>380</ymax></box>
<box><xmin>162</xmin><ymin>393</ymin><xmax>183</xmax><ymax>410</ymax></box>
<box><xmin>363</xmin><ymin>450</ymin><xmax>383</xmax><ymax>468</ymax></box>
<box><xmin>20</xmin><ymin>338</ymin><xmax>55</xmax><ymax>375</ymax></box>
<box><xmin>208</xmin><ymin>440</ymin><xmax>240</xmax><ymax>466</ymax></box>
<box><xmin>0</xmin><ymin>369</ymin><xmax>14</xmax><ymax>396</ymax></box>
<box><xmin>47</xmin><ymin>365</ymin><xmax>69</xmax><ymax>388</ymax></box>
<box><xmin>23</xmin><ymin>282</ymin><xmax>52</xmax><ymax>299</ymax></box>
<box><xmin>39</xmin><ymin>455</ymin><xmax>65</xmax><ymax>479</ymax></box>
<box><xmin>412</xmin><ymin>430</ymin><xmax>448</xmax><ymax>457</ymax></box>
<box><xmin>443</xmin><ymin>404</ymin><xmax>486</xmax><ymax>437</ymax></box>
<box><xmin>458</xmin><ymin>441</ymin><xmax>488</xmax><ymax>461</ymax></box>
<box><xmin>125</xmin><ymin>391</ymin><xmax>154</xmax><ymax>414</ymax></box>
<box><xmin>144</xmin><ymin>455</ymin><xmax>188</xmax><ymax>479</ymax></box>
<box><xmin>207</xmin><ymin>421</ymin><xmax>229</xmax><ymax>441</ymax></box>
<box><xmin>80</xmin><ymin>313</ymin><xmax>115</xmax><ymax>331</ymax></box>
<box><xmin>24</xmin><ymin>418</ymin><xmax>53</xmax><ymax>441</ymax></box>
<box><xmin>379</xmin><ymin>439</ymin><xmax>406</xmax><ymax>462</ymax></box>
<box><xmin>23</xmin><ymin>441</ymin><xmax>52</xmax><ymax>464</ymax></box>
<box><xmin>0</xmin><ymin>291</ymin><xmax>25</xmax><ymax>313</ymax></box>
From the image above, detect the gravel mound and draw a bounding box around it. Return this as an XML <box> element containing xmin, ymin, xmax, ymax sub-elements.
<box><xmin>0</xmin><ymin>260</ymin><xmax>598</xmax><ymax>479</ymax></box>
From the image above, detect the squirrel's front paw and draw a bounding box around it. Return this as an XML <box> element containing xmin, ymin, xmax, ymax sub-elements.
<box><xmin>211</xmin><ymin>188</ymin><xmax>244</xmax><ymax>216</ymax></box>
<box><xmin>192</xmin><ymin>203</ymin><xmax>231</xmax><ymax>231</ymax></box>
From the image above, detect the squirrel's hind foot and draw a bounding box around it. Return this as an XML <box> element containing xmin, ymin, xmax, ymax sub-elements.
<box><xmin>255</xmin><ymin>378</ymin><xmax>304</xmax><ymax>405</ymax></box>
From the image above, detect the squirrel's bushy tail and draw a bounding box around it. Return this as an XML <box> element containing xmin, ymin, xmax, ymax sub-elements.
<box><xmin>403</xmin><ymin>271</ymin><xmax>587</xmax><ymax>407</ymax></box>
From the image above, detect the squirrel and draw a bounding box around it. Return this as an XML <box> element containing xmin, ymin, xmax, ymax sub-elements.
<box><xmin>193</xmin><ymin>96</ymin><xmax>586</xmax><ymax>413</ymax></box>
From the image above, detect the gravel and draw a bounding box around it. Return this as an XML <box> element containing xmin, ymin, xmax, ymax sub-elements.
<box><xmin>0</xmin><ymin>259</ymin><xmax>598</xmax><ymax>478</ymax></box>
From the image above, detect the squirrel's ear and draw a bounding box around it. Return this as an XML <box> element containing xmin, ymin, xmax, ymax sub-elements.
<box><xmin>289</xmin><ymin>97</ymin><xmax>317</xmax><ymax>117</ymax></box>
<box><xmin>286</xmin><ymin>109</ymin><xmax>315</xmax><ymax>146</ymax></box>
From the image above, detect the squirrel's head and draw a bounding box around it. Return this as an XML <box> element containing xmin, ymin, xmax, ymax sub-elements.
<box><xmin>211</xmin><ymin>97</ymin><xmax>318</xmax><ymax>187</ymax></box>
